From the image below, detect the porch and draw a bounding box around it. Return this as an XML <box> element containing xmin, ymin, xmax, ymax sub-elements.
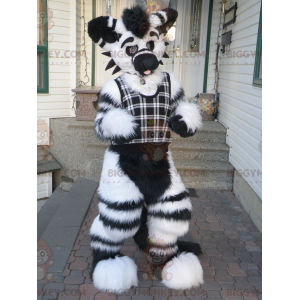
<box><xmin>37</xmin><ymin>185</ymin><xmax>262</xmax><ymax>300</ymax></box>
<box><xmin>49</xmin><ymin>117</ymin><xmax>234</xmax><ymax>190</ymax></box>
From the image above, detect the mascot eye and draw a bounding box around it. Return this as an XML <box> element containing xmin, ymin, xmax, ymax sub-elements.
<box><xmin>146</xmin><ymin>41</ymin><xmax>155</xmax><ymax>51</ymax></box>
<box><xmin>150</xmin><ymin>251</ymin><xmax>155</xmax><ymax>257</ymax></box>
<box><xmin>126</xmin><ymin>45</ymin><xmax>138</xmax><ymax>56</ymax></box>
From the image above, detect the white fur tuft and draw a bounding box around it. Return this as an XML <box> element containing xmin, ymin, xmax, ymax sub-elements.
<box><xmin>149</xmin><ymin>11</ymin><xmax>168</xmax><ymax>27</ymax></box>
<box><xmin>160</xmin><ymin>152</ymin><xmax>187</xmax><ymax>200</ymax></box>
<box><xmin>93</xmin><ymin>256</ymin><xmax>138</xmax><ymax>293</ymax></box>
<box><xmin>147</xmin><ymin>152</ymin><xmax>191</xmax><ymax>244</ymax></box>
<box><xmin>98</xmin><ymin>149</ymin><xmax>144</xmax><ymax>204</ymax></box>
<box><xmin>149</xmin><ymin>15</ymin><xmax>163</xmax><ymax>27</ymax></box>
<box><xmin>90</xmin><ymin>215</ymin><xmax>140</xmax><ymax>242</ymax></box>
<box><xmin>161</xmin><ymin>253</ymin><xmax>204</xmax><ymax>289</ymax></box>
<box><xmin>157</xmin><ymin>11</ymin><xmax>168</xmax><ymax>23</ymax></box>
<box><xmin>101</xmin><ymin>108</ymin><xmax>138</xmax><ymax>138</ymax></box>
<box><xmin>122</xmin><ymin>69</ymin><xmax>164</xmax><ymax>96</ymax></box>
<box><xmin>148</xmin><ymin>198</ymin><xmax>192</xmax><ymax>215</ymax></box>
<box><xmin>108</xmin><ymin>16</ymin><xmax>113</xmax><ymax>28</ymax></box>
<box><xmin>148</xmin><ymin>217</ymin><xmax>189</xmax><ymax>244</ymax></box>
<box><xmin>115</xmin><ymin>20</ymin><xmax>127</xmax><ymax>35</ymax></box>
<box><xmin>97</xmin><ymin>38</ymin><xmax>103</xmax><ymax>46</ymax></box>
<box><xmin>169</xmin><ymin>72</ymin><xmax>183</xmax><ymax>100</ymax></box>
<box><xmin>169</xmin><ymin>73</ymin><xmax>203</xmax><ymax>132</ymax></box>
<box><xmin>101</xmin><ymin>80</ymin><xmax>122</xmax><ymax>106</ymax></box>
<box><xmin>175</xmin><ymin>101</ymin><xmax>203</xmax><ymax>132</ymax></box>
<box><xmin>99</xmin><ymin>202</ymin><xmax>142</xmax><ymax>223</ymax></box>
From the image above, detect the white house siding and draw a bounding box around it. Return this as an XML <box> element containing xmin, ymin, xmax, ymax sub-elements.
<box><xmin>37</xmin><ymin>0</ymin><xmax>81</xmax><ymax>199</ymax></box>
<box><xmin>38</xmin><ymin>0</ymin><xmax>73</xmax><ymax>119</ymax></box>
<box><xmin>37</xmin><ymin>173</ymin><xmax>52</xmax><ymax>199</ymax></box>
<box><xmin>79</xmin><ymin>0</ymin><xmax>93</xmax><ymax>86</ymax></box>
<box><xmin>207</xmin><ymin>0</ymin><xmax>262</xmax><ymax>199</ymax></box>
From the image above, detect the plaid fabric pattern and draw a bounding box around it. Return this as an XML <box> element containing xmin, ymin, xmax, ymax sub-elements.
<box><xmin>114</xmin><ymin>73</ymin><xmax>172</xmax><ymax>144</ymax></box>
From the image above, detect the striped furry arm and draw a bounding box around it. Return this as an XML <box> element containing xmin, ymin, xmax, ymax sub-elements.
<box><xmin>168</xmin><ymin>72</ymin><xmax>202</xmax><ymax>137</ymax></box>
<box><xmin>94</xmin><ymin>80</ymin><xmax>140</xmax><ymax>144</ymax></box>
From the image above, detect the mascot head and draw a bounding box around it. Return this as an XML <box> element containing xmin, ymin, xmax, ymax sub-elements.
<box><xmin>88</xmin><ymin>5</ymin><xmax>178</xmax><ymax>76</ymax></box>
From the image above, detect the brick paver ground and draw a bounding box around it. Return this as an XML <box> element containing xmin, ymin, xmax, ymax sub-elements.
<box><xmin>38</xmin><ymin>190</ymin><xmax>262</xmax><ymax>300</ymax></box>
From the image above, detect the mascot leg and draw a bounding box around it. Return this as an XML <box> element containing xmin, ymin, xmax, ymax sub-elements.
<box><xmin>90</xmin><ymin>149</ymin><xmax>143</xmax><ymax>293</ymax></box>
<box><xmin>146</xmin><ymin>152</ymin><xmax>204</xmax><ymax>290</ymax></box>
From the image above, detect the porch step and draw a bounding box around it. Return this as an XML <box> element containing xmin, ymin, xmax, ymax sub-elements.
<box><xmin>37</xmin><ymin>186</ymin><xmax>69</xmax><ymax>240</ymax></box>
<box><xmin>37</xmin><ymin>177</ymin><xmax>98</xmax><ymax>275</ymax></box>
<box><xmin>170</xmin><ymin>142</ymin><xmax>230</xmax><ymax>162</ymax></box>
<box><xmin>176</xmin><ymin>160</ymin><xmax>233</xmax><ymax>190</ymax></box>
<box><xmin>50</xmin><ymin>118</ymin><xmax>233</xmax><ymax>190</ymax></box>
<box><xmin>51</xmin><ymin>118</ymin><xmax>227</xmax><ymax>144</ymax></box>
<box><xmin>84</xmin><ymin>141</ymin><xmax>230</xmax><ymax>162</ymax></box>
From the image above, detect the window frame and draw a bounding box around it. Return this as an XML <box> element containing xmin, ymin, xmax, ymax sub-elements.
<box><xmin>37</xmin><ymin>0</ymin><xmax>49</xmax><ymax>94</ymax></box>
<box><xmin>253</xmin><ymin>8</ymin><xmax>262</xmax><ymax>87</ymax></box>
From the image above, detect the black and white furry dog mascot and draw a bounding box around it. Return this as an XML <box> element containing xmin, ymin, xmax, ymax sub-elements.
<box><xmin>88</xmin><ymin>5</ymin><xmax>204</xmax><ymax>293</ymax></box>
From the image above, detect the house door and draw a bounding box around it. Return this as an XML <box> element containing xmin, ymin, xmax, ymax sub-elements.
<box><xmin>162</xmin><ymin>0</ymin><xmax>210</xmax><ymax>99</ymax></box>
<box><xmin>95</xmin><ymin>0</ymin><xmax>210</xmax><ymax>99</ymax></box>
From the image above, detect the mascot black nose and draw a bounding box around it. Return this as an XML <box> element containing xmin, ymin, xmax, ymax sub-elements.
<box><xmin>143</xmin><ymin>58</ymin><xmax>157</xmax><ymax>70</ymax></box>
<box><xmin>134</xmin><ymin>53</ymin><xmax>159</xmax><ymax>75</ymax></box>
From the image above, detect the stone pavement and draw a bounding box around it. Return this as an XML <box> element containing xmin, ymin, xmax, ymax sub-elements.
<box><xmin>37</xmin><ymin>189</ymin><xmax>262</xmax><ymax>300</ymax></box>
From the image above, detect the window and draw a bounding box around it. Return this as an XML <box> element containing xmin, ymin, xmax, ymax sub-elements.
<box><xmin>189</xmin><ymin>0</ymin><xmax>202</xmax><ymax>52</ymax></box>
<box><xmin>253</xmin><ymin>8</ymin><xmax>262</xmax><ymax>87</ymax></box>
<box><xmin>37</xmin><ymin>0</ymin><xmax>49</xmax><ymax>93</ymax></box>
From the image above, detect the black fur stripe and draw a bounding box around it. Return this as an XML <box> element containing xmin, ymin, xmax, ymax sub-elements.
<box><xmin>90</xmin><ymin>250</ymin><xmax>123</xmax><ymax>279</ymax></box>
<box><xmin>164</xmin><ymin>191</ymin><xmax>190</xmax><ymax>202</ymax></box>
<box><xmin>121</xmin><ymin>37</ymin><xmax>134</xmax><ymax>48</ymax></box>
<box><xmin>100</xmin><ymin>40</ymin><xmax>106</xmax><ymax>48</ymax></box>
<box><xmin>177</xmin><ymin>241</ymin><xmax>202</xmax><ymax>256</ymax></box>
<box><xmin>98</xmin><ymin>106</ymin><xmax>110</xmax><ymax>113</ymax></box>
<box><xmin>154</xmin><ymin>12</ymin><xmax>166</xmax><ymax>24</ymax></box>
<box><xmin>171</xmin><ymin>88</ymin><xmax>185</xmax><ymax>105</ymax></box>
<box><xmin>150</xmin><ymin>31</ymin><xmax>159</xmax><ymax>40</ymax></box>
<box><xmin>94</xmin><ymin>118</ymin><xmax>104</xmax><ymax>139</ymax></box>
<box><xmin>150</xmin><ymin>242</ymin><xmax>177</xmax><ymax>250</ymax></box>
<box><xmin>99</xmin><ymin>213</ymin><xmax>141</xmax><ymax>230</ymax></box>
<box><xmin>90</xmin><ymin>234</ymin><xmax>123</xmax><ymax>247</ymax></box>
<box><xmin>112</xmin><ymin>18</ymin><xmax>117</xmax><ymax>30</ymax></box>
<box><xmin>99</xmin><ymin>196</ymin><xmax>144</xmax><ymax>211</ymax></box>
<box><xmin>100</xmin><ymin>93</ymin><xmax>120</xmax><ymax>108</ymax></box>
<box><xmin>148</xmin><ymin>209</ymin><xmax>191</xmax><ymax>221</ymax></box>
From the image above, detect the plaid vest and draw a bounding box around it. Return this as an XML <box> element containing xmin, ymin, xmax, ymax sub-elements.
<box><xmin>114</xmin><ymin>72</ymin><xmax>172</xmax><ymax>144</ymax></box>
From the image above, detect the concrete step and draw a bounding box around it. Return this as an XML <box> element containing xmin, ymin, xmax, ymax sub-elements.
<box><xmin>83</xmin><ymin>141</ymin><xmax>230</xmax><ymax>162</ymax></box>
<box><xmin>37</xmin><ymin>177</ymin><xmax>98</xmax><ymax>276</ymax></box>
<box><xmin>173</xmin><ymin>121</ymin><xmax>227</xmax><ymax>144</ymax></box>
<box><xmin>50</xmin><ymin>118</ymin><xmax>232</xmax><ymax>190</ymax></box>
<box><xmin>170</xmin><ymin>142</ymin><xmax>229</xmax><ymax>162</ymax></box>
<box><xmin>37</xmin><ymin>187</ymin><xmax>69</xmax><ymax>240</ymax></box>
<box><xmin>51</xmin><ymin>118</ymin><xmax>227</xmax><ymax>144</ymax></box>
<box><xmin>175</xmin><ymin>160</ymin><xmax>233</xmax><ymax>189</ymax></box>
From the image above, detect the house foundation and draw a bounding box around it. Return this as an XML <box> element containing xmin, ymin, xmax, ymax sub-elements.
<box><xmin>233</xmin><ymin>170</ymin><xmax>262</xmax><ymax>232</ymax></box>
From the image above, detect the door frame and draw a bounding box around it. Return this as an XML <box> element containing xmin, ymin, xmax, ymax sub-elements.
<box><xmin>203</xmin><ymin>0</ymin><xmax>214</xmax><ymax>93</ymax></box>
<box><xmin>174</xmin><ymin>0</ymin><xmax>211</xmax><ymax>94</ymax></box>
<box><xmin>91</xmin><ymin>0</ymin><xmax>214</xmax><ymax>90</ymax></box>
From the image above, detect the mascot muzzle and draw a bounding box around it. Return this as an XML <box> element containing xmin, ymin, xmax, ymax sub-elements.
<box><xmin>133</xmin><ymin>51</ymin><xmax>159</xmax><ymax>75</ymax></box>
<box><xmin>88</xmin><ymin>5</ymin><xmax>178</xmax><ymax>76</ymax></box>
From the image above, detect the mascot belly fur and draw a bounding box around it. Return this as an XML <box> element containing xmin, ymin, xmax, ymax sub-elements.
<box><xmin>88</xmin><ymin>5</ymin><xmax>204</xmax><ymax>293</ymax></box>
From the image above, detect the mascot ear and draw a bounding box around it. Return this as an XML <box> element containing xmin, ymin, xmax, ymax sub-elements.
<box><xmin>88</xmin><ymin>16</ymin><xmax>126</xmax><ymax>50</ymax></box>
<box><xmin>149</xmin><ymin>8</ymin><xmax>178</xmax><ymax>35</ymax></box>
<box><xmin>122</xmin><ymin>5</ymin><xmax>150</xmax><ymax>39</ymax></box>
